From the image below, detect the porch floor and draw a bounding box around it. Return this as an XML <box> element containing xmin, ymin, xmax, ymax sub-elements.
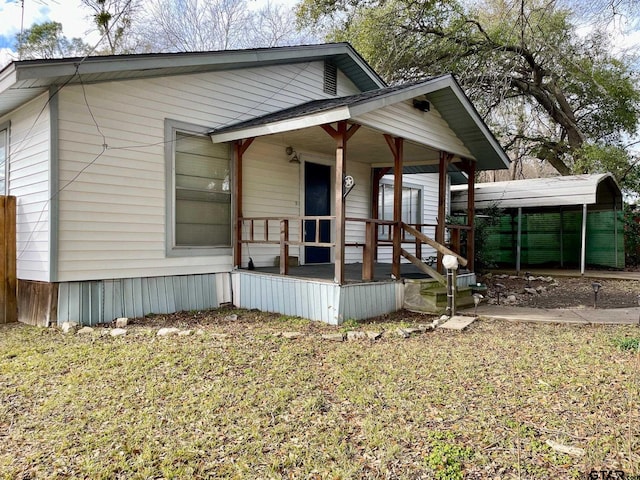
<box><xmin>243</xmin><ymin>262</ymin><xmax>445</xmax><ymax>283</ymax></box>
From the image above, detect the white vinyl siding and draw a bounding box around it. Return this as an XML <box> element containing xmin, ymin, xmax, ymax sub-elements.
<box><xmin>0</xmin><ymin>94</ymin><xmax>51</xmax><ymax>281</ymax></box>
<box><xmin>0</xmin><ymin>124</ymin><xmax>7</xmax><ymax>194</ymax></box>
<box><xmin>354</xmin><ymin>101</ymin><xmax>473</xmax><ymax>160</ymax></box>
<box><xmin>57</xmin><ymin>62</ymin><xmax>359</xmax><ymax>281</ymax></box>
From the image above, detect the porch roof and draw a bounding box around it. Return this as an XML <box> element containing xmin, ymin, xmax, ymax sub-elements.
<box><xmin>209</xmin><ymin>75</ymin><xmax>510</xmax><ymax>171</ymax></box>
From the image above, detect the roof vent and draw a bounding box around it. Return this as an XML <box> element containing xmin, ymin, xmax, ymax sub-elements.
<box><xmin>323</xmin><ymin>61</ymin><xmax>337</xmax><ymax>96</ymax></box>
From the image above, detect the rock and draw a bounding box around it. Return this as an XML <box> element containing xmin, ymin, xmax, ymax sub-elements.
<box><xmin>322</xmin><ymin>333</ymin><xmax>345</xmax><ymax>342</ymax></box>
<box><xmin>524</xmin><ymin>287</ymin><xmax>538</xmax><ymax>295</ymax></box>
<box><xmin>396</xmin><ymin>328</ymin><xmax>410</xmax><ymax>338</ymax></box>
<box><xmin>157</xmin><ymin>327</ymin><xmax>180</xmax><ymax>337</ymax></box>
<box><xmin>536</xmin><ymin>286</ymin><xmax>547</xmax><ymax>294</ymax></box>
<box><xmin>508</xmin><ymin>275</ymin><xmax>519</xmax><ymax>280</ymax></box>
<box><xmin>418</xmin><ymin>323</ymin><xmax>434</xmax><ymax>332</ymax></box>
<box><xmin>115</xmin><ymin>317</ymin><xmax>128</xmax><ymax>328</ymax></box>
<box><xmin>224</xmin><ymin>314</ymin><xmax>238</xmax><ymax>321</ymax></box>
<box><xmin>365</xmin><ymin>331</ymin><xmax>383</xmax><ymax>340</ymax></box>
<box><xmin>195</xmin><ymin>329</ymin><xmax>205</xmax><ymax>335</ymax></box>
<box><xmin>76</xmin><ymin>326</ymin><xmax>94</xmax><ymax>335</ymax></box>
<box><xmin>545</xmin><ymin>439</ymin><xmax>585</xmax><ymax>457</ymax></box>
<box><xmin>211</xmin><ymin>333</ymin><xmax>229</xmax><ymax>340</ymax></box>
<box><xmin>506</xmin><ymin>295</ymin><xmax>518</xmax><ymax>303</ymax></box>
<box><xmin>543</xmin><ymin>276</ymin><xmax>554</xmax><ymax>283</ymax></box>
<box><xmin>282</xmin><ymin>331</ymin><xmax>304</xmax><ymax>339</ymax></box>
<box><xmin>178</xmin><ymin>330</ymin><xmax>192</xmax><ymax>336</ymax></box>
<box><xmin>403</xmin><ymin>327</ymin><xmax>424</xmax><ymax>335</ymax></box>
<box><xmin>110</xmin><ymin>328</ymin><xmax>127</xmax><ymax>337</ymax></box>
<box><xmin>346</xmin><ymin>331</ymin><xmax>367</xmax><ymax>341</ymax></box>
<box><xmin>61</xmin><ymin>321</ymin><xmax>79</xmax><ymax>334</ymax></box>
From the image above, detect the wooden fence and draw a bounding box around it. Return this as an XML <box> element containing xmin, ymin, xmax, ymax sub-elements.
<box><xmin>0</xmin><ymin>195</ymin><xmax>17</xmax><ymax>324</ymax></box>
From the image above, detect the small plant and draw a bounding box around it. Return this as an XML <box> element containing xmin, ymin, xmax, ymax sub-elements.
<box><xmin>339</xmin><ymin>318</ymin><xmax>360</xmax><ymax>332</ymax></box>
<box><xmin>425</xmin><ymin>433</ymin><xmax>473</xmax><ymax>480</ymax></box>
<box><xmin>613</xmin><ymin>336</ymin><xmax>640</xmax><ymax>352</ymax></box>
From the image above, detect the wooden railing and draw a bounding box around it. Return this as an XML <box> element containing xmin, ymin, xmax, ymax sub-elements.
<box><xmin>238</xmin><ymin>216</ymin><xmax>467</xmax><ymax>282</ymax></box>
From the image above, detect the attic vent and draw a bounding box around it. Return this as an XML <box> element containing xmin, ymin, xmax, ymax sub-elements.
<box><xmin>323</xmin><ymin>62</ymin><xmax>337</xmax><ymax>95</ymax></box>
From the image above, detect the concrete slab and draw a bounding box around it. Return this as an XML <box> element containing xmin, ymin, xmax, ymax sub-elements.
<box><xmin>461</xmin><ymin>304</ymin><xmax>640</xmax><ymax>325</ymax></box>
<box><xmin>439</xmin><ymin>315</ymin><xmax>477</xmax><ymax>330</ymax></box>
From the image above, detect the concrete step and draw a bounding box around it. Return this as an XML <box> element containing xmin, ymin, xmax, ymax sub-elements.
<box><xmin>404</xmin><ymin>280</ymin><xmax>475</xmax><ymax>314</ymax></box>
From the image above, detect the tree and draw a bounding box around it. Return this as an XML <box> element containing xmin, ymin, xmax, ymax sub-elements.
<box><xmin>297</xmin><ymin>0</ymin><xmax>640</xmax><ymax>191</ymax></box>
<box><xmin>16</xmin><ymin>21</ymin><xmax>90</xmax><ymax>60</ymax></box>
<box><xmin>135</xmin><ymin>0</ymin><xmax>314</xmax><ymax>52</ymax></box>
<box><xmin>80</xmin><ymin>0</ymin><xmax>142</xmax><ymax>54</ymax></box>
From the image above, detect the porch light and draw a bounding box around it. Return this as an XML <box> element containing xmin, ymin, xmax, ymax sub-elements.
<box><xmin>412</xmin><ymin>99</ymin><xmax>430</xmax><ymax>112</ymax></box>
<box><xmin>286</xmin><ymin>146</ymin><xmax>300</xmax><ymax>164</ymax></box>
<box><xmin>591</xmin><ymin>282</ymin><xmax>602</xmax><ymax>309</ymax></box>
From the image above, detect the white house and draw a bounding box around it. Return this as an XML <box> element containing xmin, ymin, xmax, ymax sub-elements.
<box><xmin>0</xmin><ymin>43</ymin><xmax>509</xmax><ymax>326</ymax></box>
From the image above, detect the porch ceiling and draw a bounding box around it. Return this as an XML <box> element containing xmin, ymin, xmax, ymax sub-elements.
<box><xmin>264</xmin><ymin>123</ymin><xmax>442</xmax><ymax>166</ymax></box>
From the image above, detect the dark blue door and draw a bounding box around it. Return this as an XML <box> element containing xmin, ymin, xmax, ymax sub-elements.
<box><xmin>305</xmin><ymin>162</ymin><xmax>331</xmax><ymax>263</ymax></box>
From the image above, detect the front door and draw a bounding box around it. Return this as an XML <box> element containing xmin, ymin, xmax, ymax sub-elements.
<box><xmin>304</xmin><ymin>162</ymin><xmax>331</xmax><ymax>263</ymax></box>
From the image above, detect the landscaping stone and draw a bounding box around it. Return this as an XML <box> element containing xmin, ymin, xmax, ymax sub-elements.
<box><xmin>524</xmin><ymin>287</ymin><xmax>538</xmax><ymax>295</ymax></box>
<box><xmin>536</xmin><ymin>286</ymin><xmax>547</xmax><ymax>294</ymax></box>
<box><xmin>211</xmin><ymin>333</ymin><xmax>229</xmax><ymax>340</ymax></box>
<box><xmin>365</xmin><ymin>331</ymin><xmax>383</xmax><ymax>340</ymax></box>
<box><xmin>157</xmin><ymin>327</ymin><xmax>180</xmax><ymax>337</ymax></box>
<box><xmin>178</xmin><ymin>330</ymin><xmax>192</xmax><ymax>336</ymax></box>
<box><xmin>61</xmin><ymin>321</ymin><xmax>78</xmax><ymax>334</ymax></box>
<box><xmin>545</xmin><ymin>439</ymin><xmax>585</xmax><ymax>457</ymax></box>
<box><xmin>110</xmin><ymin>328</ymin><xmax>127</xmax><ymax>337</ymax></box>
<box><xmin>76</xmin><ymin>327</ymin><xmax>94</xmax><ymax>335</ymax></box>
<box><xmin>282</xmin><ymin>331</ymin><xmax>304</xmax><ymax>339</ymax></box>
<box><xmin>115</xmin><ymin>317</ymin><xmax>128</xmax><ymax>328</ymax></box>
<box><xmin>322</xmin><ymin>333</ymin><xmax>345</xmax><ymax>342</ymax></box>
<box><xmin>395</xmin><ymin>328</ymin><xmax>410</xmax><ymax>338</ymax></box>
<box><xmin>224</xmin><ymin>314</ymin><xmax>238</xmax><ymax>321</ymax></box>
<box><xmin>346</xmin><ymin>331</ymin><xmax>367</xmax><ymax>341</ymax></box>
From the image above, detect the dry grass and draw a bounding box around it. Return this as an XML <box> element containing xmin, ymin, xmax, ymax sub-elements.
<box><xmin>1</xmin><ymin>310</ymin><xmax>639</xmax><ymax>479</ymax></box>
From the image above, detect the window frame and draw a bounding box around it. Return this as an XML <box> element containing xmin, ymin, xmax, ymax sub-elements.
<box><xmin>377</xmin><ymin>178</ymin><xmax>424</xmax><ymax>239</ymax></box>
<box><xmin>165</xmin><ymin>119</ymin><xmax>232</xmax><ymax>257</ymax></box>
<box><xmin>0</xmin><ymin>121</ymin><xmax>9</xmax><ymax>195</ymax></box>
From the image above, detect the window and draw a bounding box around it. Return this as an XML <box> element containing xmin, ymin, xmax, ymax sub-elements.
<box><xmin>166</xmin><ymin>120</ymin><xmax>231</xmax><ymax>254</ymax></box>
<box><xmin>0</xmin><ymin>124</ymin><xmax>8</xmax><ymax>195</ymax></box>
<box><xmin>378</xmin><ymin>181</ymin><xmax>422</xmax><ymax>238</ymax></box>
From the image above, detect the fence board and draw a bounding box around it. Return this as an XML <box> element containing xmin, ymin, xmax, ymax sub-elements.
<box><xmin>1</xmin><ymin>196</ymin><xmax>17</xmax><ymax>324</ymax></box>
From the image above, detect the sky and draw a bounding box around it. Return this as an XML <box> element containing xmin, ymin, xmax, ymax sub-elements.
<box><xmin>0</xmin><ymin>0</ymin><xmax>639</xmax><ymax>69</ymax></box>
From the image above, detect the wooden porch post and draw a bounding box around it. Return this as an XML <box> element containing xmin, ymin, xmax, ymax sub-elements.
<box><xmin>383</xmin><ymin>135</ymin><xmax>404</xmax><ymax>279</ymax></box>
<box><xmin>233</xmin><ymin>138</ymin><xmax>254</xmax><ymax>269</ymax></box>
<box><xmin>321</xmin><ymin>121</ymin><xmax>360</xmax><ymax>284</ymax></box>
<box><xmin>462</xmin><ymin>159</ymin><xmax>476</xmax><ymax>272</ymax></box>
<box><xmin>437</xmin><ymin>152</ymin><xmax>453</xmax><ymax>272</ymax></box>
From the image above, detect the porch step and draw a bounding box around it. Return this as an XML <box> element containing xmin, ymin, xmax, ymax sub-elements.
<box><xmin>404</xmin><ymin>279</ymin><xmax>474</xmax><ymax>314</ymax></box>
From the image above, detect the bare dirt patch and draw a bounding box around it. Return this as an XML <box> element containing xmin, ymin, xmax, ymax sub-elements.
<box><xmin>480</xmin><ymin>274</ymin><xmax>640</xmax><ymax>309</ymax></box>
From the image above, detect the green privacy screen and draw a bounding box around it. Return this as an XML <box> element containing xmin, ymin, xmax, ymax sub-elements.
<box><xmin>483</xmin><ymin>210</ymin><xmax>624</xmax><ymax>269</ymax></box>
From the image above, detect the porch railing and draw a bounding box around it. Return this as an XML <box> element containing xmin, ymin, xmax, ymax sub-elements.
<box><xmin>238</xmin><ymin>216</ymin><xmax>467</xmax><ymax>281</ymax></box>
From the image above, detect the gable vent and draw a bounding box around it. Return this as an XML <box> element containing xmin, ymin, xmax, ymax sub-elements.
<box><xmin>323</xmin><ymin>61</ymin><xmax>337</xmax><ymax>95</ymax></box>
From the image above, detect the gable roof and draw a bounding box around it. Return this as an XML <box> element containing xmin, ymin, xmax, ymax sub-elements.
<box><xmin>0</xmin><ymin>43</ymin><xmax>385</xmax><ymax>118</ymax></box>
<box><xmin>210</xmin><ymin>75</ymin><xmax>510</xmax><ymax>170</ymax></box>
<box><xmin>451</xmin><ymin>173</ymin><xmax>622</xmax><ymax>210</ymax></box>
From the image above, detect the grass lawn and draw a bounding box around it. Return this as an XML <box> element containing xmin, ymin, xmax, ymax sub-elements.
<box><xmin>1</xmin><ymin>310</ymin><xmax>639</xmax><ymax>479</ymax></box>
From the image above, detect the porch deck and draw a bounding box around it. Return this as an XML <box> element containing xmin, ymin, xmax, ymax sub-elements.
<box><xmin>242</xmin><ymin>262</ymin><xmax>443</xmax><ymax>283</ymax></box>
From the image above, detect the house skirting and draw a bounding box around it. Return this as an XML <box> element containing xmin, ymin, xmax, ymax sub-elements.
<box><xmin>17</xmin><ymin>271</ymin><xmax>476</xmax><ymax>327</ymax></box>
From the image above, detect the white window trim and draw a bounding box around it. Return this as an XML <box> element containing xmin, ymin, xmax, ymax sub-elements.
<box><xmin>165</xmin><ymin>119</ymin><xmax>232</xmax><ymax>257</ymax></box>
<box><xmin>0</xmin><ymin>121</ymin><xmax>9</xmax><ymax>195</ymax></box>
<box><xmin>378</xmin><ymin>178</ymin><xmax>424</xmax><ymax>224</ymax></box>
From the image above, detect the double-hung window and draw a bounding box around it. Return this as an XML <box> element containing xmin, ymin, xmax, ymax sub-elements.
<box><xmin>166</xmin><ymin>120</ymin><xmax>231</xmax><ymax>255</ymax></box>
<box><xmin>378</xmin><ymin>180</ymin><xmax>423</xmax><ymax>239</ymax></box>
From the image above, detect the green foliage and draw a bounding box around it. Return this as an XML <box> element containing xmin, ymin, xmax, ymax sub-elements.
<box><xmin>298</xmin><ymin>0</ymin><xmax>640</xmax><ymax>190</ymax></box>
<box><xmin>613</xmin><ymin>336</ymin><xmax>640</xmax><ymax>352</ymax></box>
<box><xmin>16</xmin><ymin>21</ymin><xmax>89</xmax><ymax>60</ymax></box>
<box><xmin>449</xmin><ymin>202</ymin><xmax>503</xmax><ymax>271</ymax></box>
<box><xmin>424</xmin><ymin>432</ymin><xmax>473</xmax><ymax>480</ymax></box>
<box><xmin>623</xmin><ymin>203</ymin><xmax>640</xmax><ymax>266</ymax></box>
<box><xmin>574</xmin><ymin>143</ymin><xmax>640</xmax><ymax>194</ymax></box>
